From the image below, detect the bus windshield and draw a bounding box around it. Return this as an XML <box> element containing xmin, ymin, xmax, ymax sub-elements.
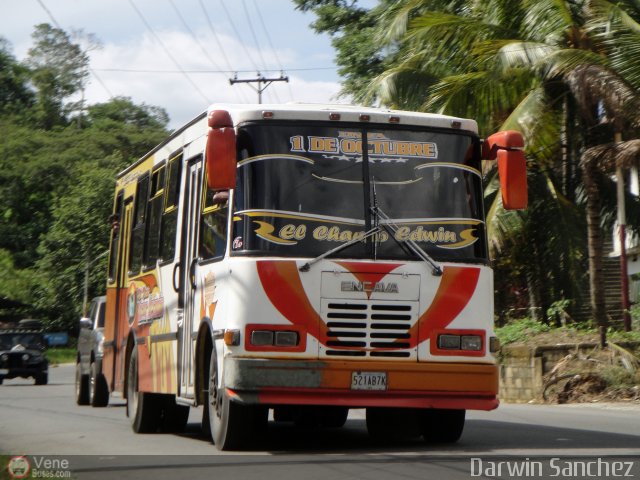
<box><xmin>232</xmin><ymin>122</ymin><xmax>487</xmax><ymax>262</ymax></box>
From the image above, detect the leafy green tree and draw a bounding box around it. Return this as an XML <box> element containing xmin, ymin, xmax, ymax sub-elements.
<box><xmin>294</xmin><ymin>0</ymin><xmax>392</xmax><ymax>103</ymax></box>
<box><xmin>0</xmin><ymin>26</ymin><xmax>170</xmax><ymax>331</ymax></box>
<box><xmin>0</xmin><ymin>38</ymin><xmax>34</xmax><ymax>115</ymax></box>
<box><xmin>25</xmin><ymin>23</ymin><xmax>89</xmax><ymax>129</ymax></box>
<box><xmin>34</xmin><ymin>164</ymin><xmax>115</xmax><ymax>331</ymax></box>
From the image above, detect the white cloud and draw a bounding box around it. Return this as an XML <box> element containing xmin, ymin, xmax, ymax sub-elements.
<box><xmin>84</xmin><ymin>28</ymin><xmax>344</xmax><ymax>128</ymax></box>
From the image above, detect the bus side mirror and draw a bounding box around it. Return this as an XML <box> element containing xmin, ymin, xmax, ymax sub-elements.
<box><xmin>484</xmin><ymin>131</ymin><xmax>528</xmax><ymax>210</ymax></box>
<box><xmin>206</xmin><ymin>110</ymin><xmax>236</xmax><ymax>191</ymax></box>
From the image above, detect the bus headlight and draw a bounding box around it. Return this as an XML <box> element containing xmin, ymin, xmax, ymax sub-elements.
<box><xmin>461</xmin><ymin>335</ymin><xmax>482</xmax><ymax>351</ymax></box>
<box><xmin>274</xmin><ymin>331</ymin><xmax>298</xmax><ymax>347</ymax></box>
<box><xmin>246</xmin><ymin>325</ymin><xmax>303</xmax><ymax>350</ymax></box>
<box><xmin>250</xmin><ymin>330</ymin><xmax>274</xmax><ymax>346</ymax></box>
<box><xmin>435</xmin><ymin>332</ymin><xmax>484</xmax><ymax>353</ymax></box>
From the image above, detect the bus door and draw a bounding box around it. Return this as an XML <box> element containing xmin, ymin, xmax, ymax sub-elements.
<box><xmin>177</xmin><ymin>155</ymin><xmax>203</xmax><ymax>398</ymax></box>
<box><xmin>113</xmin><ymin>196</ymin><xmax>133</xmax><ymax>392</ymax></box>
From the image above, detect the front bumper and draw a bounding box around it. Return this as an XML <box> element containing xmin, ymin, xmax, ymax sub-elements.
<box><xmin>224</xmin><ymin>358</ymin><xmax>499</xmax><ymax>411</ymax></box>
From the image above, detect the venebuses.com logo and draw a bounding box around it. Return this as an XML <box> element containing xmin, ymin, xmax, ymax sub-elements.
<box><xmin>6</xmin><ymin>456</ymin><xmax>30</xmax><ymax>479</ymax></box>
<box><xmin>5</xmin><ymin>456</ymin><xmax>71</xmax><ymax>479</ymax></box>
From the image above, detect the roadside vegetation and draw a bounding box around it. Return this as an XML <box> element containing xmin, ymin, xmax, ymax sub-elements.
<box><xmin>45</xmin><ymin>347</ymin><xmax>77</xmax><ymax>366</ymax></box>
<box><xmin>0</xmin><ymin>26</ymin><xmax>169</xmax><ymax>333</ymax></box>
<box><xmin>496</xmin><ymin>314</ymin><xmax>640</xmax><ymax>403</ymax></box>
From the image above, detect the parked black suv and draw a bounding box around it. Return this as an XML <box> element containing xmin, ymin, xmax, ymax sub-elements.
<box><xmin>0</xmin><ymin>321</ymin><xmax>49</xmax><ymax>385</ymax></box>
<box><xmin>76</xmin><ymin>296</ymin><xmax>109</xmax><ymax>406</ymax></box>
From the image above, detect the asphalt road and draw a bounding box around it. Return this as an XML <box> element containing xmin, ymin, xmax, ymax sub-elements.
<box><xmin>1</xmin><ymin>364</ymin><xmax>640</xmax><ymax>480</ymax></box>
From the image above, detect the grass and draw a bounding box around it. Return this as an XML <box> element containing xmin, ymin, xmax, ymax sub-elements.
<box><xmin>45</xmin><ymin>347</ymin><xmax>76</xmax><ymax>365</ymax></box>
<box><xmin>496</xmin><ymin>317</ymin><xmax>640</xmax><ymax>347</ymax></box>
<box><xmin>495</xmin><ymin>318</ymin><xmax>552</xmax><ymax>345</ymax></box>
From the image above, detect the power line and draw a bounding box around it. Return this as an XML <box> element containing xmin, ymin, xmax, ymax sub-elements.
<box><xmin>241</xmin><ymin>0</ymin><xmax>270</xmax><ymax>74</ymax></box>
<box><xmin>168</xmin><ymin>0</ymin><xmax>223</xmax><ymax>72</ymax></box>
<box><xmin>168</xmin><ymin>0</ymin><xmax>243</xmax><ymax>104</ymax></box>
<box><xmin>127</xmin><ymin>0</ymin><xmax>210</xmax><ymax>104</ymax></box>
<box><xmin>251</xmin><ymin>0</ymin><xmax>295</xmax><ymax>102</ymax></box>
<box><xmin>198</xmin><ymin>0</ymin><xmax>249</xmax><ymax>102</ymax></box>
<box><xmin>93</xmin><ymin>67</ymin><xmax>337</xmax><ymax>74</ymax></box>
<box><xmin>241</xmin><ymin>0</ymin><xmax>280</xmax><ymax>104</ymax></box>
<box><xmin>36</xmin><ymin>0</ymin><xmax>114</xmax><ymax>98</ymax></box>
<box><xmin>218</xmin><ymin>0</ymin><xmax>260</xmax><ymax>72</ymax></box>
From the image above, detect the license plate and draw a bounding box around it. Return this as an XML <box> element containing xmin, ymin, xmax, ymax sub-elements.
<box><xmin>0</xmin><ymin>369</ymin><xmax>8</xmax><ymax>375</ymax></box>
<box><xmin>351</xmin><ymin>371</ymin><xmax>387</xmax><ymax>391</ymax></box>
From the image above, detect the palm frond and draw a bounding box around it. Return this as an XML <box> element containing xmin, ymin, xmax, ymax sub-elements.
<box><xmin>374</xmin><ymin>0</ymin><xmax>427</xmax><ymax>44</ymax></box>
<box><xmin>424</xmin><ymin>68</ymin><xmax>538</xmax><ymax>134</ymax></box>
<box><xmin>541</xmin><ymin>47</ymin><xmax>609</xmax><ymax>79</ymax></box>
<box><xmin>588</xmin><ymin>0</ymin><xmax>640</xmax><ymax>34</ymax></box>
<box><xmin>495</xmin><ymin>41</ymin><xmax>558</xmax><ymax>70</ymax></box>
<box><xmin>521</xmin><ymin>0</ymin><xmax>577</xmax><ymax>41</ymax></box>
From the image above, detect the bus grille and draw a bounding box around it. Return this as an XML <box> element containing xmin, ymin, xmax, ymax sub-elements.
<box><xmin>320</xmin><ymin>300</ymin><xmax>418</xmax><ymax>359</ymax></box>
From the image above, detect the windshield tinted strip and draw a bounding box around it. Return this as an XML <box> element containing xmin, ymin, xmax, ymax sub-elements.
<box><xmin>237</xmin><ymin>154</ymin><xmax>315</xmax><ymax>167</ymax></box>
<box><xmin>414</xmin><ymin>163</ymin><xmax>481</xmax><ymax>177</ymax></box>
<box><xmin>234</xmin><ymin>209</ymin><xmax>366</xmax><ymax>226</ymax></box>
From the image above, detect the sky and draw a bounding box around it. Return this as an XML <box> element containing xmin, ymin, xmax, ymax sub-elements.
<box><xmin>1</xmin><ymin>0</ymin><xmax>363</xmax><ymax>128</ymax></box>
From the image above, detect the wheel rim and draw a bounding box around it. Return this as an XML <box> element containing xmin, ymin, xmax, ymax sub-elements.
<box><xmin>89</xmin><ymin>364</ymin><xmax>96</xmax><ymax>403</ymax></box>
<box><xmin>127</xmin><ymin>356</ymin><xmax>138</xmax><ymax>416</ymax></box>
<box><xmin>208</xmin><ymin>359</ymin><xmax>222</xmax><ymax>420</ymax></box>
<box><xmin>75</xmin><ymin>363</ymin><xmax>81</xmax><ymax>399</ymax></box>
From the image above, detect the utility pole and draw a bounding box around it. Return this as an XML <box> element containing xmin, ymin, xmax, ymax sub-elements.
<box><xmin>229</xmin><ymin>72</ymin><xmax>289</xmax><ymax>104</ymax></box>
<box><xmin>82</xmin><ymin>250</ymin><xmax>109</xmax><ymax>317</ymax></box>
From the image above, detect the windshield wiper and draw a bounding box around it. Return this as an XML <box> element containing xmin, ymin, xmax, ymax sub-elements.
<box><xmin>370</xmin><ymin>177</ymin><xmax>442</xmax><ymax>276</ymax></box>
<box><xmin>298</xmin><ymin>226</ymin><xmax>383</xmax><ymax>272</ymax></box>
<box><xmin>371</xmin><ymin>204</ymin><xmax>443</xmax><ymax>277</ymax></box>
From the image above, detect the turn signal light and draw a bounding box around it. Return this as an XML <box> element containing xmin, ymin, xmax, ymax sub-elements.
<box><xmin>224</xmin><ymin>329</ymin><xmax>241</xmax><ymax>346</ymax></box>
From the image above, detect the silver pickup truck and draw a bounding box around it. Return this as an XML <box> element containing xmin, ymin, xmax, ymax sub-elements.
<box><xmin>75</xmin><ymin>296</ymin><xmax>109</xmax><ymax>407</ymax></box>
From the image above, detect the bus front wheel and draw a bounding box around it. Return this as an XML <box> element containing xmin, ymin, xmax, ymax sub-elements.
<box><xmin>420</xmin><ymin>408</ymin><xmax>466</xmax><ymax>443</ymax></box>
<box><xmin>206</xmin><ymin>351</ymin><xmax>267</xmax><ymax>450</ymax></box>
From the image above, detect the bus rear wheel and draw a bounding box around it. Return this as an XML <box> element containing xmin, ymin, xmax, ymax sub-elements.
<box><xmin>206</xmin><ymin>350</ymin><xmax>267</xmax><ymax>450</ymax></box>
<box><xmin>420</xmin><ymin>408</ymin><xmax>466</xmax><ymax>443</ymax></box>
<box><xmin>127</xmin><ymin>346</ymin><xmax>162</xmax><ymax>433</ymax></box>
<box><xmin>75</xmin><ymin>361</ymin><xmax>89</xmax><ymax>405</ymax></box>
<box><xmin>89</xmin><ymin>361</ymin><xmax>109</xmax><ymax>407</ymax></box>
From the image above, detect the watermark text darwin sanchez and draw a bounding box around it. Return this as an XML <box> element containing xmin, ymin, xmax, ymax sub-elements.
<box><xmin>471</xmin><ymin>457</ymin><xmax>637</xmax><ymax>478</ymax></box>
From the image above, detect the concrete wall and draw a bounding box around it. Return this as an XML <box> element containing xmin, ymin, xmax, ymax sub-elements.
<box><xmin>499</xmin><ymin>342</ymin><xmax>640</xmax><ymax>403</ymax></box>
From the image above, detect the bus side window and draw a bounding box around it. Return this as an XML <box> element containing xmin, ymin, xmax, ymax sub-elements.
<box><xmin>107</xmin><ymin>191</ymin><xmax>124</xmax><ymax>282</ymax></box>
<box><xmin>129</xmin><ymin>173</ymin><xmax>150</xmax><ymax>275</ymax></box>
<box><xmin>160</xmin><ymin>153</ymin><xmax>183</xmax><ymax>262</ymax></box>
<box><xmin>143</xmin><ymin>165</ymin><xmax>165</xmax><ymax>269</ymax></box>
<box><xmin>200</xmin><ymin>187</ymin><xmax>229</xmax><ymax>260</ymax></box>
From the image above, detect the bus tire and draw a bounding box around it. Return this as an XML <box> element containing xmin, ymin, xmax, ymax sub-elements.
<box><xmin>421</xmin><ymin>408</ymin><xmax>465</xmax><ymax>443</ymax></box>
<box><xmin>160</xmin><ymin>396</ymin><xmax>190</xmax><ymax>433</ymax></box>
<box><xmin>75</xmin><ymin>361</ymin><xmax>89</xmax><ymax>405</ymax></box>
<box><xmin>319</xmin><ymin>406</ymin><xmax>349</xmax><ymax>428</ymax></box>
<box><xmin>89</xmin><ymin>361</ymin><xmax>109</xmax><ymax>407</ymax></box>
<box><xmin>127</xmin><ymin>346</ymin><xmax>162</xmax><ymax>433</ymax></box>
<box><xmin>206</xmin><ymin>350</ymin><xmax>267</xmax><ymax>450</ymax></box>
<box><xmin>366</xmin><ymin>407</ymin><xmax>421</xmax><ymax>441</ymax></box>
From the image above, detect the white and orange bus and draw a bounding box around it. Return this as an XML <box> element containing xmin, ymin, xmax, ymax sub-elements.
<box><xmin>100</xmin><ymin>104</ymin><xmax>527</xmax><ymax>449</ymax></box>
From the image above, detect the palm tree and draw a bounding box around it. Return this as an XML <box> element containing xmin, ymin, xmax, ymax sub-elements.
<box><xmin>364</xmin><ymin>0</ymin><xmax>640</xmax><ymax>329</ymax></box>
